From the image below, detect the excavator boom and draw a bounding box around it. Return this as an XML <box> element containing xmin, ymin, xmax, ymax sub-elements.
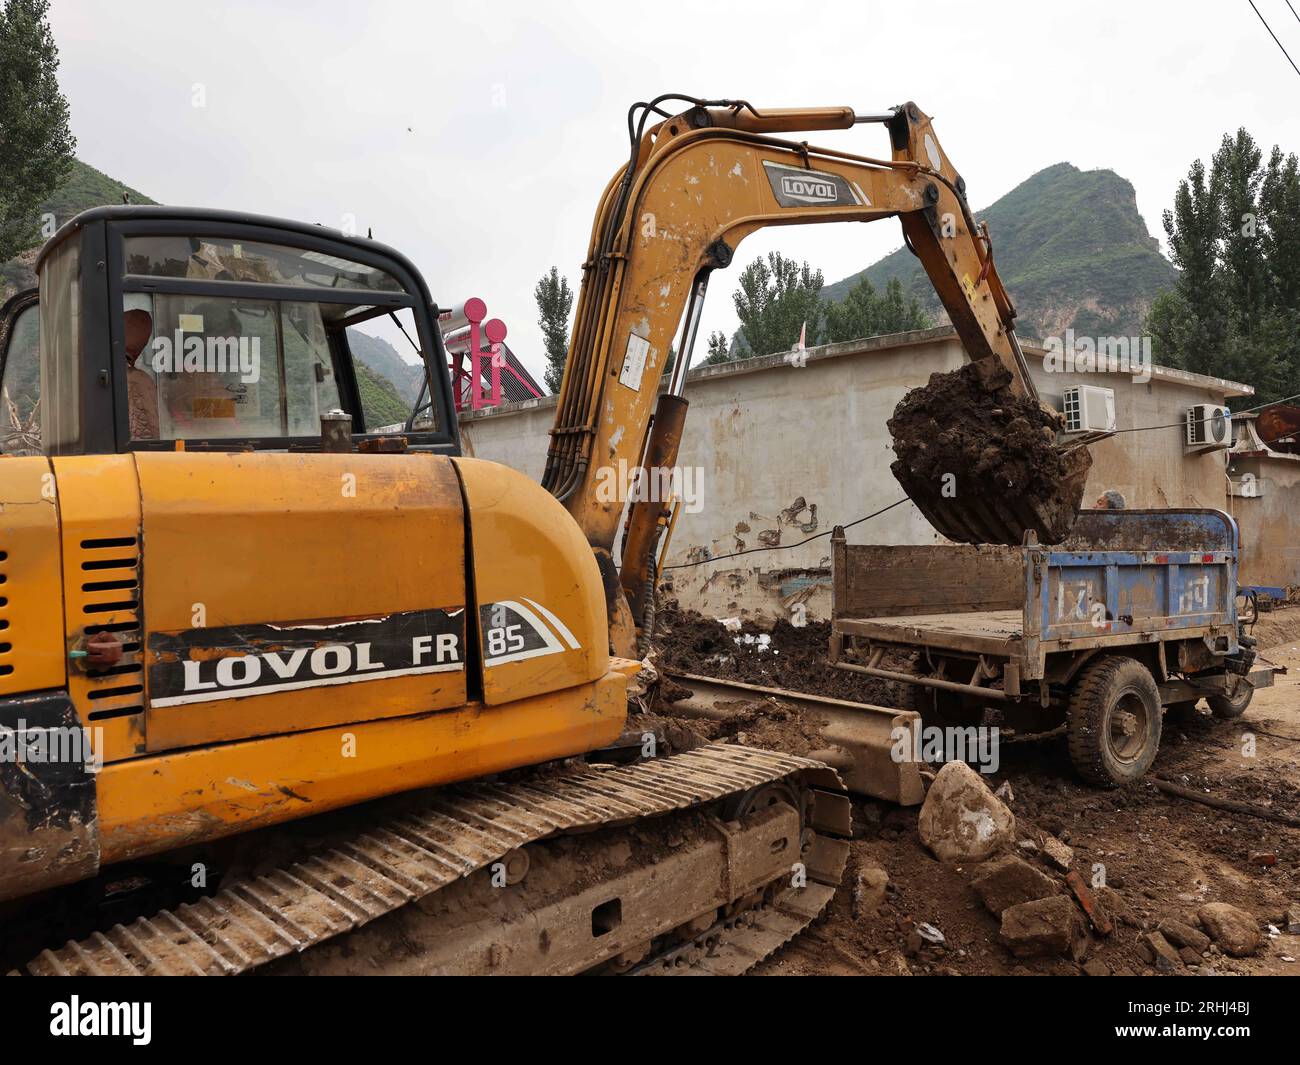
<box><xmin>544</xmin><ymin>98</ymin><xmax>1081</xmax><ymax>651</ymax></box>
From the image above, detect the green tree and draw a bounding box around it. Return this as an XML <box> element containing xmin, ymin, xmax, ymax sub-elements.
<box><xmin>732</xmin><ymin>251</ymin><xmax>824</xmax><ymax>357</ymax></box>
<box><xmin>534</xmin><ymin>266</ymin><xmax>573</xmax><ymax>394</ymax></box>
<box><xmin>0</xmin><ymin>0</ymin><xmax>75</xmax><ymax>262</ymax></box>
<box><xmin>822</xmin><ymin>275</ymin><xmax>929</xmax><ymax>343</ymax></box>
<box><xmin>703</xmin><ymin>330</ymin><xmax>731</xmax><ymax>365</ymax></box>
<box><xmin>1215</xmin><ymin>130</ymin><xmax>1266</xmax><ymax>331</ymax></box>
<box><xmin>1148</xmin><ymin>130</ymin><xmax>1300</xmax><ymax>405</ymax></box>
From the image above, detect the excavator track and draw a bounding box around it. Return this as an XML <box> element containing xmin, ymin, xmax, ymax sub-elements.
<box><xmin>25</xmin><ymin>745</ymin><xmax>850</xmax><ymax>976</ymax></box>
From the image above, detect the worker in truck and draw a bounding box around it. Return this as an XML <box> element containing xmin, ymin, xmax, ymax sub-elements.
<box><xmin>123</xmin><ymin>307</ymin><xmax>160</xmax><ymax>439</ymax></box>
<box><xmin>1094</xmin><ymin>489</ymin><xmax>1127</xmax><ymax>509</ymax></box>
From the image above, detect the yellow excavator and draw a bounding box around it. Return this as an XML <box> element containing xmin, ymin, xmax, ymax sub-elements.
<box><xmin>0</xmin><ymin>97</ymin><xmax>1071</xmax><ymax>975</ymax></box>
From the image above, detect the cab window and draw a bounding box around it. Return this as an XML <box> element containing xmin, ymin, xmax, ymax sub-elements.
<box><xmin>125</xmin><ymin>293</ymin><xmax>343</xmax><ymax>441</ymax></box>
<box><xmin>345</xmin><ymin>307</ymin><xmax>435</xmax><ymax>433</ymax></box>
<box><xmin>39</xmin><ymin>238</ymin><xmax>80</xmax><ymax>451</ymax></box>
<box><xmin>123</xmin><ymin>235</ymin><xmax>403</xmax><ymax>293</ymax></box>
<box><xmin>0</xmin><ymin>302</ymin><xmax>41</xmax><ymax>455</ymax></box>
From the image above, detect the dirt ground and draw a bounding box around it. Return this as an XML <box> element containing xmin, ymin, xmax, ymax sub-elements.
<box><xmin>652</xmin><ymin>609</ymin><xmax>899</xmax><ymax>703</ymax></box>
<box><xmin>648</xmin><ymin>606</ymin><xmax>1300</xmax><ymax>976</ymax></box>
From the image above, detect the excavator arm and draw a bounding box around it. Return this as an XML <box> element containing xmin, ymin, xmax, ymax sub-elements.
<box><xmin>544</xmin><ymin>98</ymin><xmax>1049</xmax><ymax>655</ymax></box>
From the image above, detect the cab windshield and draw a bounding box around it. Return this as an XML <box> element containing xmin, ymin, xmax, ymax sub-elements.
<box><xmin>119</xmin><ymin>234</ymin><xmax>434</xmax><ymax>443</ymax></box>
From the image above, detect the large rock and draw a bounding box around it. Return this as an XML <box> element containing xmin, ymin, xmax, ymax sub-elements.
<box><xmin>1000</xmin><ymin>895</ymin><xmax>1083</xmax><ymax>957</ymax></box>
<box><xmin>918</xmin><ymin>761</ymin><xmax>1015</xmax><ymax>863</ymax></box>
<box><xmin>852</xmin><ymin>863</ymin><xmax>890</xmax><ymax>917</ymax></box>
<box><xmin>1197</xmin><ymin>903</ymin><xmax>1261</xmax><ymax>957</ymax></box>
<box><xmin>1139</xmin><ymin>931</ymin><xmax>1183</xmax><ymax>973</ymax></box>
<box><xmin>970</xmin><ymin>856</ymin><xmax>1059</xmax><ymax>915</ymax></box>
<box><xmin>1158</xmin><ymin>919</ymin><xmax>1210</xmax><ymax>955</ymax></box>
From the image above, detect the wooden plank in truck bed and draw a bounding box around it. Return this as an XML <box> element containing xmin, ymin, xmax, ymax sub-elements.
<box><xmin>833</xmin><ymin>609</ymin><xmax>1025</xmax><ymax>656</ymax></box>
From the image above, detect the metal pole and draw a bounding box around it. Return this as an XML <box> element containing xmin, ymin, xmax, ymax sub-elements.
<box><xmin>832</xmin><ymin>660</ymin><xmax>1012</xmax><ymax>702</ymax></box>
<box><xmin>669</xmin><ymin>273</ymin><xmax>709</xmax><ymax>397</ymax></box>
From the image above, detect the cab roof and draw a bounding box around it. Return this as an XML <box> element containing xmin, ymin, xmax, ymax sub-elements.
<box><xmin>37</xmin><ymin>205</ymin><xmax>428</xmax><ymax>296</ymax></box>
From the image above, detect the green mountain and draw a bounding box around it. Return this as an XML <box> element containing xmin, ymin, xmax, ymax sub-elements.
<box><xmin>345</xmin><ymin>329</ymin><xmax>425</xmax><ymax>405</ymax></box>
<box><xmin>355</xmin><ymin>361</ymin><xmax>412</xmax><ymax>427</ymax></box>
<box><xmin>2</xmin><ymin>159</ymin><xmax>157</xmax><ymax>297</ymax></box>
<box><xmin>40</xmin><ymin>158</ymin><xmax>156</xmax><ymax>227</ymax></box>
<box><xmin>822</xmin><ymin>162</ymin><xmax>1178</xmax><ymax>340</ymax></box>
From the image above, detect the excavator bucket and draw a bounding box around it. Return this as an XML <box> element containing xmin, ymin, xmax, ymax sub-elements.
<box><xmin>893</xmin><ymin>449</ymin><xmax>1093</xmax><ymax>546</ymax></box>
<box><xmin>887</xmin><ymin>360</ymin><xmax>1094</xmax><ymax>546</ymax></box>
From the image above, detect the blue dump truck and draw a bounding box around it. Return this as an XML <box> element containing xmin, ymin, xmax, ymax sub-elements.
<box><xmin>829</xmin><ymin>509</ymin><xmax>1281</xmax><ymax>786</ymax></box>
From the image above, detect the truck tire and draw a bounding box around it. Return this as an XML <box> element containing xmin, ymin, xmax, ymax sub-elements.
<box><xmin>1067</xmin><ymin>656</ymin><xmax>1162</xmax><ymax>787</ymax></box>
<box><xmin>1208</xmin><ymin>683</ymin><xmax>1253</xmax><ymax>719</ymax></box>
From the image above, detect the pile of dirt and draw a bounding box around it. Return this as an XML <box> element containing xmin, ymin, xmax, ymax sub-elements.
<box><xmin>651</xmin><ymin>607</ymin><xmax>900</xmax><ymax>704</ymax></box>
<box><xmin>1252</xmin><ymin>600</ymin><xmax>1300</xmax><ymax>652</ymax></box>
<box><xmin>888</xmin><ymin>361</ymin><xmax>1092</xmax><ymax>544</ymax></box>
<box><xmin>634</xmin><ymin>697</ymin><xmax>831</xmax><ymax>760</ymax></box>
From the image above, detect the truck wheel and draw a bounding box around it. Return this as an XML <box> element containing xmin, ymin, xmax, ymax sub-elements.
<box><xmin>1067</xmin><ymin>656</ymin><xmax>1162</xmax><ymax>787</ymax></box>
<box><xmin>1208</xmin><ymin>683</ymin><xmax>1253</xmax><ymax>719</ymax></box>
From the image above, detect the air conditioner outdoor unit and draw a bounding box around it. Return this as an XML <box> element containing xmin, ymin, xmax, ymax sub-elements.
<box><xmin>1186</xmin><ymin>404</ymin><xmax>1232</xmax><ymax>450</ymax></box>
<box><xmin>1062</xmin><ymin>385</ymin><xmax>1116</xmax><ymax>433</ymax></box>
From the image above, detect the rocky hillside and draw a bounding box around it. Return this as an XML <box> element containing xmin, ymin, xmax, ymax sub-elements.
<box><xmin>346</xmin><ymin>329</ymin><xmax>425</xmax><ymax>405</ymax></box>
<box><xmin>1</xmin><ymin>159</ymin><xmax>156</xmax><ymax>297</ymax></box>
<box><xmin>822</xmin><ymin>163</ymin><xmax>1177</xmax><ymax>341</ymax></box>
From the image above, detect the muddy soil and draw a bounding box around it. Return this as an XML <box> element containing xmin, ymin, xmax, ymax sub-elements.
<box><xmin>888</xmin><ymin>361</ymin><xmax>1092</xmax><ymax>544</ymax></box>
<box><xmin>1251</xmin><ymin>600</ymin><xmax>1300</xmax><ymax>652</ymax></box>
<box><xmin>651</xmin><ymin>607</ymin><xmax>902</xmax><ymax>704</ymax></box>
<box><xmin>651</xmin><ymin>609</ymin><xmax>1300</xmax><ymax>976</ymax></box>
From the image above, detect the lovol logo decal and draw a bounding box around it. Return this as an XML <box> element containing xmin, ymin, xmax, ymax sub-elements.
<box><xmin>480</xmin><ymin>598</ymin><xmax>581</xmax><ymax>666</ymax></box>
<box><xmin>762</xmin><ymin>160</ymin><xmax>866</xmax><ymax>208</ymax></box>
<box><xmin>148</xmin><ymin>608</ymin><xmax>464</xmax><ymax>708</ymax></box>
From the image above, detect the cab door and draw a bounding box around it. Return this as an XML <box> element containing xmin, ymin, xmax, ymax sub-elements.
<box><xmin>136</xmin><ymin>450</ymin><xmax>468</xmax><ymax>751</ymax></box>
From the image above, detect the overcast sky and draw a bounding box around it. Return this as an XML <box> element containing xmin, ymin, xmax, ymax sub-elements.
<box><xmin>48</xmin><ymin>0</ymin><xmax>1300</xmax><ymax>381</ymax></box>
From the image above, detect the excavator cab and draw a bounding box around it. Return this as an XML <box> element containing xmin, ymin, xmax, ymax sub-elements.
<box><xmin>0</xmin><ymin>207</ymin><xmax>625</xmax><ymax>913</ymax></box>
<box><xmin>0</xmin><ymin>206</ymin><xmax>461</xmax><ymax>458</ymax></box>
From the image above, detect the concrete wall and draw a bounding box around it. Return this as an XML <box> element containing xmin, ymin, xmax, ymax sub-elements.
<box><xmin>1227</xmin><ymin>447</ymin><xmax>1300</xmax><ymax>592</ymax></box>
<box><xmin>459</xmin><ymin>326</ymin><xmax>1254</xmax><ymax>622</ymax></box>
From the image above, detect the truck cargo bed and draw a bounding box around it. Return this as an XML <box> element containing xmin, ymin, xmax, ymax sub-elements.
<box><xmin>831</xmin><ymin>509</ymin><xmax>1242</xmax><ymax>681</ymax></box>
